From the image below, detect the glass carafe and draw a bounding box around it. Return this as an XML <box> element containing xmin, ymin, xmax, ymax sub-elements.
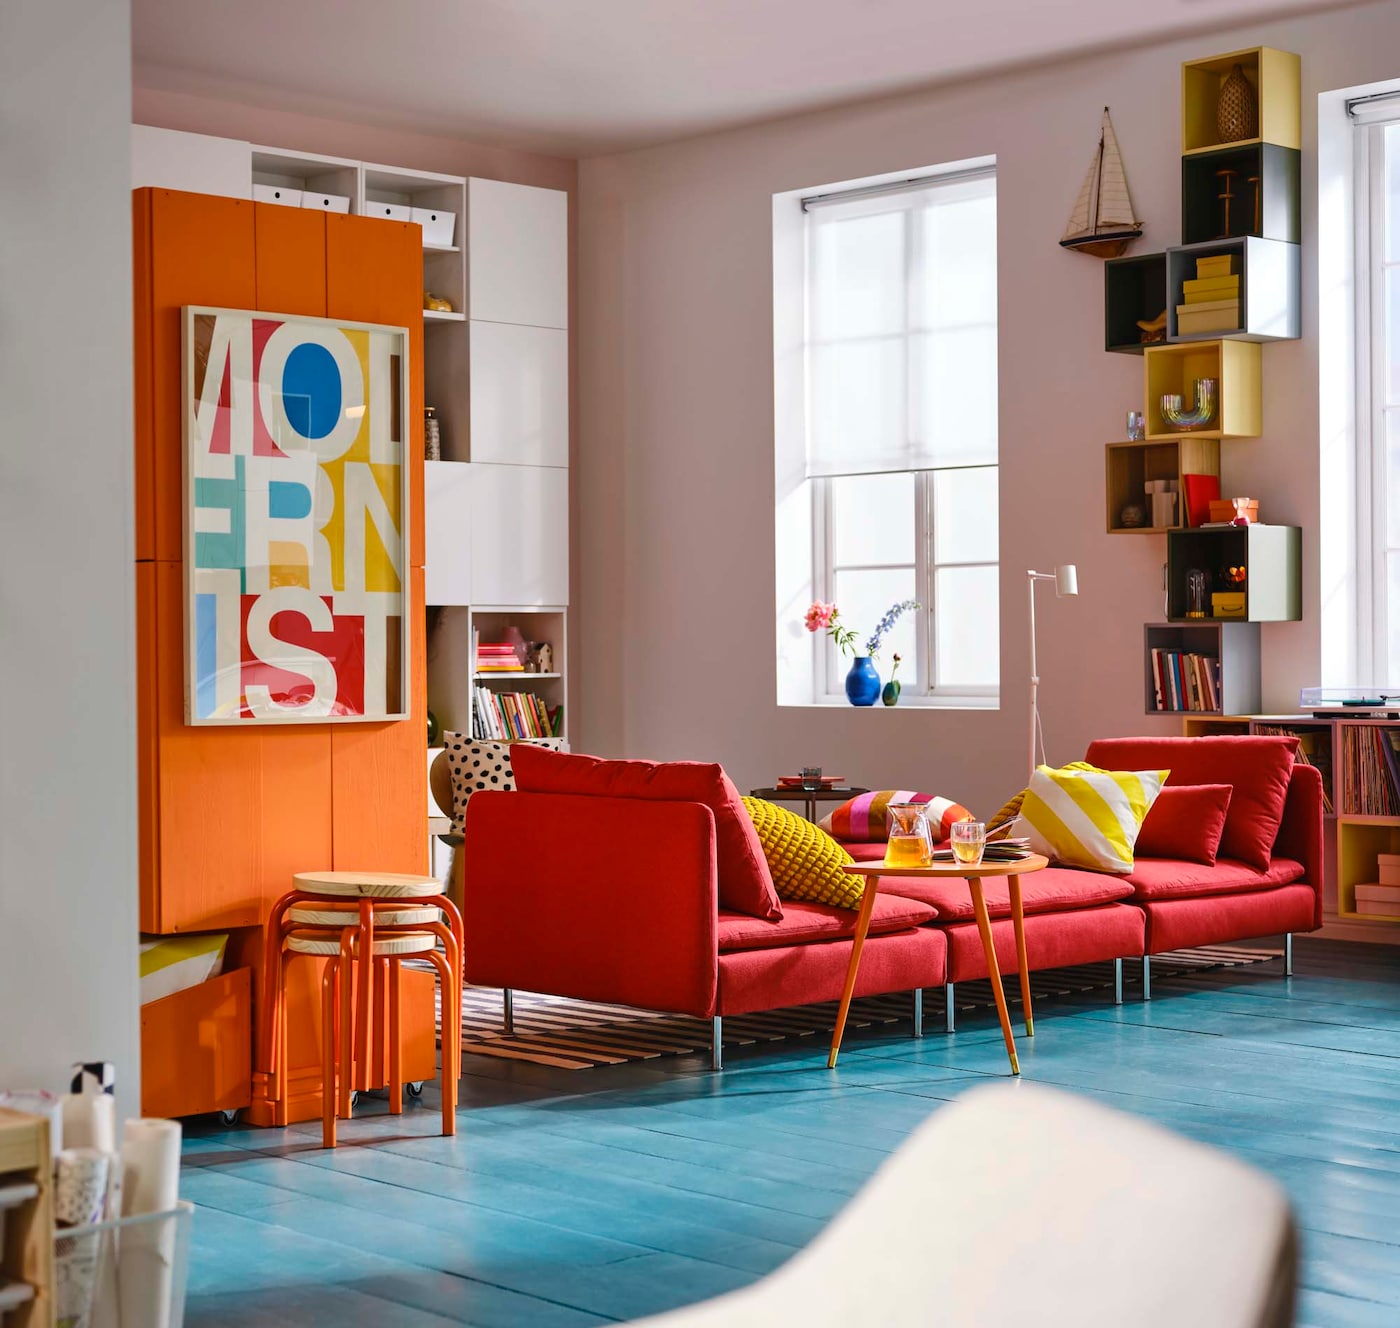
<box><xmin>885</xmin><ymin>803</ymin><xmax>933</xmax><ymax>869</ymax></box>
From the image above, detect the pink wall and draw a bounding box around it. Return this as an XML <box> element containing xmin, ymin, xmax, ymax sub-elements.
<box><xmin>573</xmin><ymin>2</ymin><xmax>1400</xmax><ymax>815</ymax></box>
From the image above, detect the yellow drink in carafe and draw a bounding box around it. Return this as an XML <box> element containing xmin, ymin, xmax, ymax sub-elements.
<box><xmin>885</xmin><ymin>836</ymin><xmax>930</xmax><ymax>868</ymax></box>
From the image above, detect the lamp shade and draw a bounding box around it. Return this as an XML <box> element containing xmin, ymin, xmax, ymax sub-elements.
<box><xmin>1055</xmin><ymin>565</ymin><xmax>1078</xmax><ymax>597</ymax></box>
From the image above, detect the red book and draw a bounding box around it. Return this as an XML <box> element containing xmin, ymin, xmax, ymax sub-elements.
<box><xmin>1182</xmin><ymin>473</ymin><xmax>1221</xmax><ymax>529</ymax></box>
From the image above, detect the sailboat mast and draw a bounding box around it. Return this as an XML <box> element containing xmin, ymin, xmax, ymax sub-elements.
<box><xmin>1090</xmin><ymin>109</ymin><xmax>1106</xmax><ymax>234</ymax></box>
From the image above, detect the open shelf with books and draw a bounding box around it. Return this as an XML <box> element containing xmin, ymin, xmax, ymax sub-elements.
<box><xmin>1144</xmin><ymin>622</ymin><xmax>1259</xmax><ymax>715</ymax></box>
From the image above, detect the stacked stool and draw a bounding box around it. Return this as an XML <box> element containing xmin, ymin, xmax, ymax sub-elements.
<box><xmin>261</xmin><ymin>871</ymin><xmax>464</xmax><ymax>1147</ymax></box>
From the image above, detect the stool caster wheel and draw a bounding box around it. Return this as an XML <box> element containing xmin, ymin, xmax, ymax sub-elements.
<box><xmin>348</xmin><ymin>1090</ymin><xmax>360</xmax><ymax>1109</ymax></box>
<box><xmin>218</xmin><ymin>1109</ymin><xmax>240</xmax><ymax>1127</ymax></box>
<box><xmin>406</xmin><ymin>1081</ymin><xmax>425</xmax><ymax>1099</ymax></box>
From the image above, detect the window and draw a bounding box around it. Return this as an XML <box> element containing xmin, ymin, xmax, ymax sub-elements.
<box><xmin>800</xmin><ymin>165</ymin><xmax>999</xmax><ymax>704</ymax></box>
<box><xmin>1355</xmin><ymin>98</ymin><xmax>1400</xmax><ymax>682</ymax></box>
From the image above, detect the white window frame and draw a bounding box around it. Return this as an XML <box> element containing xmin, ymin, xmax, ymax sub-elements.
<box><xmin>811</xmin><ymin>468</ymin><xmax>999</xmax><ymax>704</ymax></box>
<box><xmin>1353</xmin><ymin>97</ymin><xmax>1400</xmax><ymax>683</ymax></box>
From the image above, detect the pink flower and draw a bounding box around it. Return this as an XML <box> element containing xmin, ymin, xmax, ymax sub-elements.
<box><xmin>804</xmin><ymin>601</ymin><xmax>836</xmax><ymax>633</ymax></box>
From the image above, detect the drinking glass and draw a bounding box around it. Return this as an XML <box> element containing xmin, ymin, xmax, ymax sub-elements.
<box><xmin>950</xmin><ymin>820</ymin><xmax>987</xmax><ymax>867</ymax></box>
<box><xmin>800</xmin><ymin>766</ymin><xmax>823</xmax><ymax>791</ymax></box>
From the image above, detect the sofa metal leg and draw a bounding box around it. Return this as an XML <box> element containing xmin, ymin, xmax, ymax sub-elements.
<box><xmin>503</xmin><ymin>988</ymin><xmax>514</xmax><ymax>1036</ymax></box>
<box><xmin>944</xmin><ymin>983</ymin><xmax>956</xmax><ymax>1034</ymax></box>
<box><xmin>711</xmin><ymin>1016</ymin><xmax>723</xmax><ymax>1071</ymax></box>
<box><xmin>1114</xmin><ymin>958</ymin><xmax>1123</xmax><ymax>1005</ymax></box>
<box><xmin>912</xmin><ymin>988</ymin><xmax>924</xmax><ymax>1039</ymax></box>
<box><xmin>1284</xmin><ymin>933</ymin><xmax>1293</xmax><ymax>977</ymax></box>
<box><xmin>1142</xmin><ymin>956</ymin><xmax>1151</xmax><ymax>1002</ymax></box>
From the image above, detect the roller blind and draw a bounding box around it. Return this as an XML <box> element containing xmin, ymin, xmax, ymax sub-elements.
<box><xmin>803</xmin><ymin>168</ymin><xmax>997</xmax><ymax>478</ymax></box>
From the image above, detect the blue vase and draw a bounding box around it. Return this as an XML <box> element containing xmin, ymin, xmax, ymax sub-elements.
<box><xmin>845</xmin><ymin>656</ymin><xmax>881</xmax><ymax>706</ymax></box>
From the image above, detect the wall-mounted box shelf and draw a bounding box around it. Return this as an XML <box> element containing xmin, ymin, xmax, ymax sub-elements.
<box><xmin>1181</xmin><ymin>47</ymin><xmax>1301</xmax><ymax>155</ymax></box>
<box><xmin>1165</xmin><ymin>523</ymin><xmax>1301</xmax><ymax>622</ymax></box>
<box><xmin>1143</xmin><ymin>339</ymin><xmax>1261</xmax><ymax>440</ymax></box>
<box><xmin>1105</xmin><ymin>436</ymin><xmax>1220</xmax><ymax>534</ymax></box>
<box><xmin>1166</xmin><ymin>236</ymin><xmax>1300</xmax><ymax>342</ymax></box>
<box><xmin>1182</xmin><ymin>143</ymin><xmax>1300</xmax><ymax>245</ymax></box>
<box><xmin>1144</xmin><ymin>621</ymin><xmax>1260</xmax><ymax>715</ymax></box>
<box><xmin>1104</xmin><ymin>252</ymin><xmax>1168</xmax><ymax>354</ymax></box>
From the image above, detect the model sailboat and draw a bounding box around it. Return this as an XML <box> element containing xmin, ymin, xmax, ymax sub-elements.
<box><xmin>1060</xmin><ymin>107</ymin><xmax>1142</xmax><ymax>258</ymax></box>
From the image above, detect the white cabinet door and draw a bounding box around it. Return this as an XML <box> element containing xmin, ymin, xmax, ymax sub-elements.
<box><xmin>424</xmin><ymin>462</ymin><xmax>474</xmax><ymax>606</ymax></box>
<box><xmin>468</xmin><ymin>179</ymin><xmax>568</xmax><ymax>329</ymax></box>
<box><xmin>470</xmin><ymin>320</ymin><xmax>568</xmax><ymax>468</ymax></box>
<box><xmin>131</xmin><ymin>125</ymin><xmax>251</xmax><ymax>198</ymax></box>
<box><xmin>470</xmin><ymin>464</ymin><xmax>568</xmax><ymax>606</ymax></box>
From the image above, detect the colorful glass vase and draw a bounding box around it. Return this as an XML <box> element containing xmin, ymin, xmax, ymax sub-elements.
<box><xmin>845</xmin><ymin>657</ymin><xmax>881</xmax><ymax>707</ymax></box>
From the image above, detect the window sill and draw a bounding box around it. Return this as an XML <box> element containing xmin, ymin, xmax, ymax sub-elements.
<box><xmin>784</xmin><ymin>695</ymin><xmax>1000</xmax><ymax>712</ymax></box>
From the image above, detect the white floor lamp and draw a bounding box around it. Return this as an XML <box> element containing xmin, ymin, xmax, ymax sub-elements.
<box><xmin>1027</xmin><ymin>565</ymin><xmax>1078</xmax><ymax>781</ymax></box>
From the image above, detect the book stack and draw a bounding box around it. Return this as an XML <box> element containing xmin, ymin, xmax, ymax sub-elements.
<box><xmin>1354</xmin><ymin>855</ymin><xmax>1400</xmax><ymax>917</ymax></box>
<box><xmin>1176</xmin><ymin>254</ymin><xmax>1240</xmax><ymax>336</ymax></box>
<box><xmin>1150</xmin><ymin>649</ymin><xmax>1221</xmax><ymax>712</ymax></box>
<box><xmin>476</xmin><ymin>642</ymin><xmax>523</xmax><ymax>673</ymax></box>
<box><xmin>1336</xmin><ymin>726</ymin><xmax>1400</xmax><ymax>816</ymax></box>
<box><xmin>472</xmin><ymin>688</ymin><xmax>563</xmax><ymax>741</ymax></box>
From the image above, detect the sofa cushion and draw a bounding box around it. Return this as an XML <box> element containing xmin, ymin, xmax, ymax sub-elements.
<box><xmin>742</xmin><ymin>796</ymin><xmax>862</xmax><ymax>909</ymax></box>
<box><xmin>879</xmin><ymin>866</ymin><xmax>1134</xmax><ymax>920</ymax></box>
<box><xmin>1134</xmin><ymin>783</ymin><xmax>1233</xmax><ymax>865</ymax></box>
<box><xmin>1123</xmin><ymin>856</ymin><xmax>1305</xmax><ymax>902</ymax></box>
<box><xmin>1085</xmin><ymin>736</ymin><xmax>1298</xmax><ymax>872</ymax></box>
<box><xmin>819</xmin><ymin>790</ymin><xmax>973</xmax><ymax>843</ymax></box>
<box><xmin>718</xmin><ymin>895</ymin><xmax>936</xmax><ymax>953</ymax></box>
<box><xmin>1016</xmin><ymin>764</ymin><xmax>1166</xmax><ymax>874</ymax></box>
<box><xmin>511</xmin><ymin>745</ymin><xmax>782</xmax><ymax>920</ymax></box>
<box><xmin>442</xmin><ymin>733</ymin><xmax>551</xmax><ymax>835</ymax></box>
<box><xmin>845</xmin><ymin>842</ymin><xmax>889</xmax><ymax>862</ymax></box>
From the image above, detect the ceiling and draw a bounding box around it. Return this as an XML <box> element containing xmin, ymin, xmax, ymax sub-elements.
<box><xmin>133</xmin><ymin>0</ymin><xmax>1357</xmax><ymax>158</ymax></box>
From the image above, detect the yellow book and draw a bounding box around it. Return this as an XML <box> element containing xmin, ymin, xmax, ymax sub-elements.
<box><xmin>1194</xmin><ymin>255</ymin><xmax>1235</xmax><ymax>279</ymax></box>
<box><xmin>1183</xmin><ymin>276</ymin><xmax>1240</xmax><ymax>302</ymax></box>
<box><xmin>1176</xmin><ymin>305</ymin><xmax>1240</xmax><ymax>335</ymax></box>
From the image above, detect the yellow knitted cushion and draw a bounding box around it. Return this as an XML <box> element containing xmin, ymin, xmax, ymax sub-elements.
<box><xmin>741</xmin><ymin>797</ymin><xmax>862</xmax><ymax>909</ymax></box>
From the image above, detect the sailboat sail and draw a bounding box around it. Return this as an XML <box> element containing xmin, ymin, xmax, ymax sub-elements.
<box><xmin>1061</xmin><ymin>107</ymin><xmax>1142</xmax><ymax>257</ymax></box>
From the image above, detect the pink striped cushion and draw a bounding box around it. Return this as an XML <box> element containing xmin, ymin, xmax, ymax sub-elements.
<box><xmin>818</xmin><ymin>790</ymin><xmax>973</xmax><ymax>843</ymax></box>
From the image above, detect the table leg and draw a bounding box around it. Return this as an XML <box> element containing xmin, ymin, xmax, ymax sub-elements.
<box><xmin>969</xmin><ymin>878</ymin><xmax>1020</xmax><ymax>1075</ymax></box>
<box><xmin>1007</xmin><ymin>873</ymin><xmax>1034</xmax><ymax>1037</ymax></box>
<box><xmin>828</xmin><ymin>874</ymin><xmax>880</xmax><ymax>1069</ymax></box>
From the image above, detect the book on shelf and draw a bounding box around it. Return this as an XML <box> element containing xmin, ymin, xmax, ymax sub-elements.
<box><xmin>471</xmin><ymin>686</ymin><xmax>560</xmax><ymax>741</ymax></box>
<box><xmin>1335</xmin><ymin>725</ymin><xmax>1400</xmax><ymax>816</ymax></box>
<box><xmin>1253</xmin><ymin>724</ymin><xmax>1335</xmax><ymax>814</ymax></box>
<box><xmin>1150</xmin><ymin>649</ymin><xmax>1220</xmax><ymax>713</ymax></box>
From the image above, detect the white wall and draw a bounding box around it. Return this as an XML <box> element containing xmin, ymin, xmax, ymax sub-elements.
<box><xmin>0</xmin><ymin>1</ymin><xmax>139</xmax><ymax>1118</ymax></box>
<box><xmin>575</xmin><ymin>1</ymin><xmax>1400</xmax><ymax>815</ymax></box>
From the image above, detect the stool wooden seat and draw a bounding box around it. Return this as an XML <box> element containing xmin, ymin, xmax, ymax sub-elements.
<box><xmin>260</xmin><ymin>871</ymin><xmax>464</xmax><ymax>1144</ymax></box>
<box><xmin>292</xmin><ymin>870</ymin><xmax>443</xmax><ymax>899</ymax></box>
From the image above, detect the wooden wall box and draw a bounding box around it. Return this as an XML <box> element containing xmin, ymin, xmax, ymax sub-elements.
<box><xmin>1181</xmin><ymin>47</ymin><xmax>1301</xmax><ymax>155</ymax></box>
<box><xmin>1143</xmin><ymin>339</ymin><xmax>1262</xmax><ymax>440</ymax></box>
<box><xmin>1104</xmin><ymin>437</ymin><xmax>1220</xmax><ymax>534</ymax></box>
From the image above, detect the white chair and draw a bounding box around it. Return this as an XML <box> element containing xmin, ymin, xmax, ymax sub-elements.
<box><xmin>631</xmin><ymin>1082</ymin><xmax>1296</xmax><ymax>1328</ymax></box>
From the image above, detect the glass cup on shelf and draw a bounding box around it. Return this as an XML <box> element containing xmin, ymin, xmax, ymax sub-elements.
<box><xmin>950</xmin><ymin>819</ymin><xmax>987</xmax><ymax>867</ymax></box>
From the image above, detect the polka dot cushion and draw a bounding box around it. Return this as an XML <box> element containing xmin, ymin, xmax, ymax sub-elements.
<box><xmin>742</xmin><ymin>796</ymin><xmax>863</xmax><ymax>910</ymax></box>
<box><xmin>441</xmin><ymin>733</ymin><xmax>550</xmax><ymax>835</ymax></box>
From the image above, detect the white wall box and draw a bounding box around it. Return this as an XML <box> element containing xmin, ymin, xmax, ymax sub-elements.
<box><xmin>469</xmin><ymin>321</ymin><xmax>569</xmax><ymax>468</ymax></box>
<box><xmin>131</xmin><ymin>125</ymin><xmax>251</xmax><ymax>198</ymax></box>
<box><xmin>425</xmin><ymin>462</ymin><xmax>475</xmax><ymax>607</ymax></box>
<box><xmin>302</xmin><ymin>192</ymin><xmax>351</xmax><ymax>213</ymax></box>
<box><xmin>412</xmin><ymin>207</ymin><xmax>457</xmax><ymax>248</ymax></box>
<box><xmin>253</xmin><ymin>184</ymin><xmax>303</xmax><ymax>207</ymax></box>
<box><xmin>368</xmin><ymin>200</ymin><xmax>412</xmax><ymax>222</ymax></box>
<box><xmin>468</xmin><ymin>178</ymin><xmax>569</xmax><ymax>328</ymax></box>
<box><xmin>470</xmin><ymin>463</ymin><xmax>569</xmax><ymax>605</ymax></box>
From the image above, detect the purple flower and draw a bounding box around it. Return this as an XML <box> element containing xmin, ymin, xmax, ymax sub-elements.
<box><xmin>865</xmin><ymin>600</ymin><xmax>920</xmax><ymax>656</ymax></box>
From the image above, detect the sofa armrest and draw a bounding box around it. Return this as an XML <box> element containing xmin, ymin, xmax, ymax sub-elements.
<box><xmin>463</xmin><ymin>791</ymin><xmax>719</xmax><ymax>1017</ymax></box>
<box><xmin>1272</xmin><ymin>764</ymin><xmax>1324</xmax><ymax>929</ymax></box>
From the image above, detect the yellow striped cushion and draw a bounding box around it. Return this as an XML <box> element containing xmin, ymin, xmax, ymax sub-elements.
<box><xmin>1016</xmin><ymin>764</ymin><xmax>1167</xmax><ymax>874</ymax></box>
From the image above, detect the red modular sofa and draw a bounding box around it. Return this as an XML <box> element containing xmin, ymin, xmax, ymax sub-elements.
<box><xmin>462</xmin><ymin>736</ymin><xmax>1323</xmax><ymax>1067</ymax></box>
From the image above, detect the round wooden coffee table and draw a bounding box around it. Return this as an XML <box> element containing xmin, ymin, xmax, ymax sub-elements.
<box><xmin>829</xmin><ymin>854</ymin><xmax>1049</xmax><ymax>1074</ymax></box>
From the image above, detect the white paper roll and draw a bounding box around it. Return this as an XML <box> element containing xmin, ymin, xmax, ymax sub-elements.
<box><xmin>118</xmin><ymin>1119</ymin><xmax>182</xmax><ymax>1328</ymax></box>
<box><xmin>61</xmin><ymin>1093</ymin><xmax>115</xmax><ymax>1155</ymax></box>
<box><xmin>55</xmin><ymin>1149</ymin><xmax>109</xmax><ymax>1227</ymax></box>
<box><xmin>0</xmin><ymin>1089</ymin><xmax>63</xmax><ymax>1156</ymax></box>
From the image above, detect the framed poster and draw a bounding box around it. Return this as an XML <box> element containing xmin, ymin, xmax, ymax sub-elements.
<box><xmin>182</xmin><ymin>306</ymin><xmax>411</xmax><ymax>725</ymax></box>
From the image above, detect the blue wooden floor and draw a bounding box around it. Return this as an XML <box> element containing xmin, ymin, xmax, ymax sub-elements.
<box><xmin>182</xmin><ymin>940</ymin><xmax>1400</xmax><ymax>1326</ymax></box>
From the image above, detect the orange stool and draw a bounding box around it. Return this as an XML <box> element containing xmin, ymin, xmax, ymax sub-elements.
<box><xmin>260</xmin><ymin>871</ymin><xmax>463</xmax><ymax>1129</ymax></box>
<box><xmin>282</xmin><ymin>929</ymin><xmax>456</xmax><ymax>1147</ymax></box>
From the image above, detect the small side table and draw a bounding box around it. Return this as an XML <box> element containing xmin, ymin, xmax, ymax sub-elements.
<box><xmin>828</xmin><ymin>854</ymin><xmax>1049</xmax><ymax>1075</ymax></box>
<box><xmin>749</xmin><ymin>785</ymin><xmax>869</xmax><ymax>824</ymax></box>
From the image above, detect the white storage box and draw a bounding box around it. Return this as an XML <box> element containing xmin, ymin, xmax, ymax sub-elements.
<box><xmin>367</xmin><ymin>201</ymin><xmax>412</xmax><ymax>222</ymax></box>
<box><xmin>412</xmin><ymin>207</ymin><xmax>457</xmax><ymax>247</ymax></box>
<box><xmin>301</xmin><ymin>192</ymin><xmax>351</xmax><ymax>214</ymax></box>
<box><xmin>252</xmin><ymin>184</ymin><xmax>302</xmax><ymax>207</ymax></box>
